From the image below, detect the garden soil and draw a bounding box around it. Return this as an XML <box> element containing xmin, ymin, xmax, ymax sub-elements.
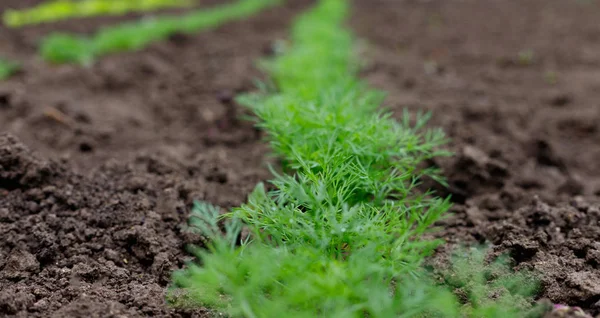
<box><xmin>352</xmin><ymin>0</ymin><xmax>600</xmax><ymax>315</ymax></box>
<box><xmin>0</xmin><ymin>0</ymin><xmax>310</xmax><ymax>317</ymax></box>
<box><xmin>0</xmin><ymin>0</ymin><xmax>599</xmax><ymax>317</ymax></box>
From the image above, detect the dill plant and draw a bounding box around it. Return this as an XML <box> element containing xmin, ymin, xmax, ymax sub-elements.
<box><xmin>437</xmin><ymin>247</ymin><xmax>542</xmax><ymax>317</ymax></box>
<box><xmin>172</xmin><ymin>0</ymin><xmax>453</xmax><ymax>315</ymax></box>
<box><xmin>234</xmin><ymin>0</ymin><xmax>451</xmax><ymax>271</ymax></box>
<box><xmin>171</xmin><ymin>0</ymin><xmax>541</xmax><ymax>316</ymax></box>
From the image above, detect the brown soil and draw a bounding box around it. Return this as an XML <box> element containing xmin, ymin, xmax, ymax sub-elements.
<box><xmin>0</xmin><ymin>1</ymin><xmax>309</xmax><ymax>317</ymax></box>
<box><xmin>1</xmin><ymin>0</ymin><xmax>600</xmax><ymax>317</ymax></box>
<box><xmin>352</xmin><ymin>0</ymin><xmax>600</xmax><ymax>315</ymax></box>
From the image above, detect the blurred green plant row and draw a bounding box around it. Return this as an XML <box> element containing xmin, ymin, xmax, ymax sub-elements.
<box><xmin>3</xmin><ymin>0</ymin><xmax>194</xmax><ymax>27</ymax></box>
<box><xmin>41</xmin><ymin>0</ymin><xmax>281</xmax><ymax>64</ymax></box>
<box><xmin>0</xmin><ymin>0</ymin><xmax>281</xmax><ymax>80</ymax></box>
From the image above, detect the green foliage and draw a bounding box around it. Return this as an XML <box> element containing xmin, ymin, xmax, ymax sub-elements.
<box><xmin>172</xmin><ymin>202</ymin><xmax>461</xmax><ymax>318</ymax></box>
<box><xmin>518</xmin><ymin>49</ymin><xmax>535</xmax><ymax>66</ymax></box>
<box><xmin>544</xmin><ymin>70</ymin><xmax>558</xmax><ymax>85</ymax></box>
<box><xmin>3</xmin><ymin>0</ymin><xmax>193</xmax><ymax>27</ymax></box>
<box><xmin>233</xmin><ymin>0</ymin><xmax>450</xmax><ymax>264</ymax></box>
<box><xmin>439</xmin><ymin>247</ymin><xmax>542</xmax><ymax>317</ymax></box>
<box><xmin>40</xmin><ymin>0</ymin><xmax>281</xmax><ymax>64</ymax></box>
<box><xmin>40</xmin><ymin>34</ymin><xmax>94</xmax><ymax>65</ymax></box>
<box><xmin>0</xmin><ymin>58</ymin><xmax>19</xmax><ymax>80</ymax></box>
<box><xmin>173</xmin><ymin>205</ymin><xmax>542</xmax><ymax>317</ymax></box>
<box><xmin>171</xmin><ymin>0</ymin><xmax>541</xmax><ymax>317</ymax></box>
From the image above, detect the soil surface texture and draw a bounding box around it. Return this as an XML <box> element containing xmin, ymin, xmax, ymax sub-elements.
<box><xmin>0</xmin><ymin>1</ymin><xmax>309</xmax><ymax>317</ymax></box>
<box><xmin>1</xmin><ymin>0</ymin><xmax>600</xmax><ymax>317</ymax></box>
<box><xmin>352</xmin><ymin>0</ymin><xmax>600</xmax><ymax>315</ymax></box>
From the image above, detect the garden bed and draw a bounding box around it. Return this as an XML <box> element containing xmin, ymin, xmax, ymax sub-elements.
<box><xmin>1</xmin><ymin>0</ymin><xmax>599</xmax><ymax>316</ymax></box>
<box><xmin>353</xmin><ymin>0</ymin><xmax>600</xmax><ymax>314</ymax></box>
<box><xmin>0</xmin><ymin>1</ymin><xmax>308</xmax><ymax>316</ymax></box>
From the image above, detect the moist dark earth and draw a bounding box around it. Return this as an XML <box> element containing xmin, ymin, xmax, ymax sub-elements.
<box><xmin>1</xmin><ymin>0</ymin><xmax>599</xmax><ymax>317</ymax></box>
<box><xmin>353</xmin><ymin>0</ymin><xmax>600</xmax><ymax>315</ymax></box>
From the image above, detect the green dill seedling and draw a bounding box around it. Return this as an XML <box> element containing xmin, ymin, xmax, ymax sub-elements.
<box><xmin>518</xmin><ymin>49</ymin><xmax>535</xmax><ymax>66</ymax></box>
<box><xmin>0</xmin><ymin>58</ymin><xmax>19</xmax><ymax>80</ymax></box>
<box><xmin>439</xmin><ymin>247</ymin><xmax>542</xmax><ymax>318</ymax></box>
<box><xmin>41</xmin><ymin>34</ymin><xmax>94</xmax><ymax>65</ymax></box>
<box><xmin>544</xmin><ymin>70</ymin><xmax>558</xmax><ymax>85</ymax></box>
<box><xmin>171</xmin><ymin>0</ymin><xmax>542</xmax><ymax>316</ymax></box>
<box><xmin>40</xmin><ymin>0</ymin><xmax>283</xmax><ymax>64</ymax></box>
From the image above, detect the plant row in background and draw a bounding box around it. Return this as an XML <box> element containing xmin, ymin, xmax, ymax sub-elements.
<box><xmin>41</xmin><ymin>0</ymin><xmax>282</xmax><ymax>64</ymax></box>
<box><xmin>3</xmin><ymin>0</ymin><xmax>194</xmax><ymax>27</ymax></box>
<box><xmin>0</xmin><ymin>0</ymin><xmax>283</xmax><ymax>81</ymax></box>
<box><xmin>171</xmin><ymin>0</ymin><xmax>541</xmax><ymax>317</ymax></box>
